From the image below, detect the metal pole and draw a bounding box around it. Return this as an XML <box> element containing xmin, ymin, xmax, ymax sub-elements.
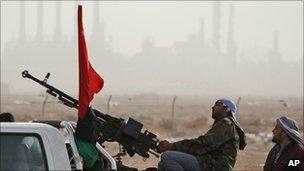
<box><xmin>107</xmin><ymin>95</ymin><xmax>112</xmax><ymax>114</ymax></box>
<box><xmin>42</xmin><ymin>93</ymin><xmax>49</xmax><ymax>120</ymax></box>
<box><xmin>171</xmin><ymin>95</ymin><xmax>177</xmax><ymax>128</ymax></box>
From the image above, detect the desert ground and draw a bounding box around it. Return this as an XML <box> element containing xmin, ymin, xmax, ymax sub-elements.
<box><xmin>1</xmin><ymin>93</ymin><xmax>303</xmax><ymax>170</ymax></box>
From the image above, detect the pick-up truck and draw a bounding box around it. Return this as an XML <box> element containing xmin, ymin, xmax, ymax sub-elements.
<box><xmin>0</xmin><ymin>121</ymin><xmax>117</xmax><ymax>171</ymax></box>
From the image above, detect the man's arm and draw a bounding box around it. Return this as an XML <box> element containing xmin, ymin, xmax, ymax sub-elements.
<box><xmin>173</xmin><ymin>117</ymin><xmax>235</xmax><ymax>155</ymax></box>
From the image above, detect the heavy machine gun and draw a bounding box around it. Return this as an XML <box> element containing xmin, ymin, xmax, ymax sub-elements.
<box><xmin>22</xmin><ymin>70</ymin><xmax>159</xmax><ymax>159</ymax></box>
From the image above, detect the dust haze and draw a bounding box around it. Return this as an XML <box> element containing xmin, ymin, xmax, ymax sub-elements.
<box><xmin>1</xmin><ymin>1</ymin><xmax>303</xmax><ymax>97</ymax></box>
<box><xmin>1</xmin><ymin>2</ymin><xmax>303</xmax><ymax>170</ymax></box>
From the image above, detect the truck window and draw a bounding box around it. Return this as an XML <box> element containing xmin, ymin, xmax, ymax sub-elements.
<box><xmin>0</xmin><ymin>134</ymin><xmax>48</xmax><ymax>171</ymax></box>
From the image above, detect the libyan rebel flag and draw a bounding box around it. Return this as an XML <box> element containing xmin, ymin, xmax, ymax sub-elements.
<box><xmin>76</xmin><ymin>5</ymin><xmax>104</xmax><ymax>168</ymax></box>
<box><xmin>77</xmin><ymin>5</ymin><xmax>104</xmax><ymax>119</ymax></box>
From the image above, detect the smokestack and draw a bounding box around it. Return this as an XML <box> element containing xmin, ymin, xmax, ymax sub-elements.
<box><xmin>227</xmin><ymin>4</ymin><xmax>237</xmax><ymax>66</ymax></box>
<box><xmin>273</xmin><ymin>31</ymin><xmax>279</xmax><ymax>53</ymax></box>
<box><xmin>227</xmin><ymin>4</ymin><xmax>236</xmax><ymax>55</ymax></box>
<box><xmin>268</xmin><ymin>31</ymin><xmax>282</xmax><ymax>64</ymax></box>
<box><xmin>273</xmin><ymin>31</ymin><xmax>282</xmax><ymax>62</ymax></box>
<box><xmin>53</xmin><ymin>1</ymin><xmax>62</xmax><ymax>41</ymax></box>
<box><xmin>212</xmin><ymin>1</ymin><xmax>221</xmax><ymax>50</ymax></box>
<box><xmin>36</xmin><ymin>1</ymin><xmax>44</xmax><ymax>41</ymax></box>
<box><xmin>93</xmin><ymin>1</ymin><xmax>100</xmax><ymax>27</ymax></box>
<box><xmin>91</xmin><ymin>1</ymin><xmax>105</xmax><ymax>49</ymax></box>
<box><xmin>199</xmin><ymin>17</ymin><xmax>205</xmax><ymax>45</ymax></box>
<box><xmin>71</xmin><ymin>1</ymin><xmax>78</xmax><ymax>41</ymax></box>
<box><xmin>18</xmin><ymin>1</ymin><xmax>26</xmax><ymax>42</ymax></box>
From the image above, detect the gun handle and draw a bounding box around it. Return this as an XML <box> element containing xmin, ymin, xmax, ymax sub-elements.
<box><xmin>58</xmin><ymin>96</ymin><xmax>78</xmax><ymax>109</ymax></box>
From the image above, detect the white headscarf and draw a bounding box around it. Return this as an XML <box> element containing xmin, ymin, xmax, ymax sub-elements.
<box><xmin>216</xmin><ymin>98</ymin><xmax>237</xmax><ymax>119</ymax></box>
<box><xmin>277</xmin><ymin>116</ymin><xmax>304</xmax><ymax>145</ymax></box>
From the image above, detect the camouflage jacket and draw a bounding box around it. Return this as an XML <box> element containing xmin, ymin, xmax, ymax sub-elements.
<box><xmin>173</xmin><ymin>116</ymin><xmax>239</xmax><ymax>171</ymax></box>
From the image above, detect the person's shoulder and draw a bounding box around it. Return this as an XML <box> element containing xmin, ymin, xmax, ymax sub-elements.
<box><xmin>287</xmin><ymin>143</ymin><xmax>304</xmax><ymax>159</ymax></box>
<box><xmin>294</xmin><ymin>143</ymin><xmax>304</xmax><ymax>153</ymax></box>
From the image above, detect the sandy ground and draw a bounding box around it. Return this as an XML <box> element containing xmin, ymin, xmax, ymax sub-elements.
<box><xmin>1</xmin><ymin>94</ymin><xmax>303</xmax><ymax>170</ymax></box>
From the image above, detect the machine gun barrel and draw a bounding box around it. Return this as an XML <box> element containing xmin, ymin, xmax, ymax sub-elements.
<box><xmin>22</xmin><ymin>70</ymin><xmax>159</xmax><ymax>159</ymax></box>
<box><xmin>22</xmin><ymin>70</ymin><xmax>78</xmax><ymax>109</ymax></box>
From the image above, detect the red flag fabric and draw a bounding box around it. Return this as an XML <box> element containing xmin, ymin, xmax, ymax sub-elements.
<box><xmin>78</xmin><ymin>5</ymin><xmax>104</xmax><ymax>118</ymax></box>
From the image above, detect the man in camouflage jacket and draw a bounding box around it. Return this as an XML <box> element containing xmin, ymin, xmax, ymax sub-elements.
<box><xmin>157</xmin><ymin>98</ymin><xmax>246</xmax><ymax>171</ymax></box>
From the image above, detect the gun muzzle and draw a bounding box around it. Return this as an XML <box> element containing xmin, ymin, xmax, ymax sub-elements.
<box><xmin>22</xmin><ymin>70</ymin><xmax>29</xmax><ymax>78</ymax></box>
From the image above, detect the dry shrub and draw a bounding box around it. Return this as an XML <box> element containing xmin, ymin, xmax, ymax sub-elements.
<box><xmin>250</xmin><ymin>118</ymin><xmax>266</xmax><ymax>126</ymax></box>
<box><xmin>159</xmin><ymin>118</ymin><xmax>173</xmax><ymax>130</ymax></box>
<box><xmin>137</xmin><ymin>114</ymin><xmax>155</xmax><ymax>125</ymax></box>
<box><xmin>186</xmin><ymin>116</ymin><xmax>208</xmax><ymax>129</ymax></box>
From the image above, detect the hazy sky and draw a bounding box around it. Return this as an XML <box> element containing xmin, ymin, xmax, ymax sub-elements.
<box><xmin>1</xmin><ymin>1</ymin><xmax>303</xmax><ymax>61</ymax></box>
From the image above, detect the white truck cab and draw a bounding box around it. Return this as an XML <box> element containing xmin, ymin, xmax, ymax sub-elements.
<box><xmin>0</xmin><ymin>121</ymin><xmax>117</xmax><ymax>171</ymax></box>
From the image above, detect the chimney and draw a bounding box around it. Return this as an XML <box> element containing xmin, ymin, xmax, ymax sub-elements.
<box><xmin>268</xmin><ymin>31</ymin><xmax>282</xmax><ymax>64</ymax></box>
<box><xmin>227</xmin><ymin>4</ymin><xmax>237</xmax><ymax>55</ymax></box>
<box><xmin>36</xmin><ymin>1</ymin><xmax>44</xmax><ymax>41</ymax></box>
<box><xmin>272</xmin><ymin>31</ymin><xmax>282</xmax><ymax>62</ymax></box>
<box><xmin>53</xmin><ymin>1</ymin><xmax>62</xmax><ymax>41</ymax></box>
<box><xmin>199</xmin><ymin>17</ymin><xmax>205</xmax><ymax>45</ymax></box>
<box><xmin>71</xmin><ymin>2</ymin><xmax>78</xmax><ymax>41</ymax></box>
<box><xmin>18</xmin><ymin>1</ymin><xmax>26</xmax><ymax>42</ymax></box>
<box><xmin>91</xmin><ymin>1</ymin><xmax>105</xmax><ymax>49</ymax></box>
<box><xmin>273</xmin><ymin>31</ymin><xmax>279</xmax><ymax>53</ymax></box>
<box><xmin>212</xmin><ymin>1</ymin><xmax>221</xmax><ymax>50</ymax></box>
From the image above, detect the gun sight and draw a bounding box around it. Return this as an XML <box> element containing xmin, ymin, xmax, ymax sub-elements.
<box><xmin>43</xmin><ymin>73</ymin><xmax>50</xmax><ymax>83</ymax></box>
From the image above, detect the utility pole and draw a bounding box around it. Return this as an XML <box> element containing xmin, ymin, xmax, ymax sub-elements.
<box><xmin>171</xmin><ymin>95</ymin><xmax>177</xmax><ymax>128</ymax></box>
<box><xmin>107</xmin><ymin>95</ymin><xmax>112</xmax><ymax>114</ymax></box>
<box><xmin>42</xmin><ymin>94</ymin><xmax>49</xmax><ymax>120</ymax></box>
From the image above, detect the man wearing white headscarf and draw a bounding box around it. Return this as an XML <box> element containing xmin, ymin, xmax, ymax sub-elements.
<box><xmin>156</xmin><ymin>98</ymin><xmax>246</xmax><ymax>171</ymax></box>
<box><xmin>264</xmin><ymin>116</ymin><xmax>304</xmax><ymax>171</ymax></box>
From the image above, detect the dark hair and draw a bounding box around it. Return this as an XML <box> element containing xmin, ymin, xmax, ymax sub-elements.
<box><xmin>0</xmin><ymin>112</ymin><xmax>15</xmax><ymax>122</ymax></box>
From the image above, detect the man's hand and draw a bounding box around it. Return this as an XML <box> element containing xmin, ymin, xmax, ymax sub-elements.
<box><xmin>156</xmin><ymin>140</ymin><xmax>174</xmax><ymax>153</ymax></box>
